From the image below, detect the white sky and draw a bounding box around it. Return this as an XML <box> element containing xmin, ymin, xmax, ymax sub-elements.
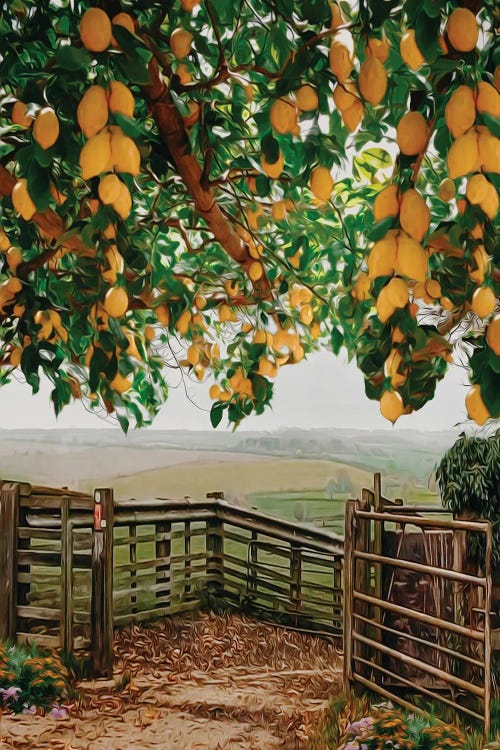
<box><xmin>0</xmin><ymin>350</ymin><xmax>472</xmax><ymax>433</ymax></box>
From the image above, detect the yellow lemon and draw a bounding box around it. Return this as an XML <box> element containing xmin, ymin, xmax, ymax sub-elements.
<box><xmin>270</xmin><ymin>98</ymin><xmax>297</xmax><ymax>134</ymax></box>
<box><xmin>476</xmin><ymin>81</ymin><xmax>500</xmax><ymax>118</ymax></box>
<box><xmin>310</xmin><ymin>166</ymin><xmax>334</xmax><ymax>202</ymax></box>
<box><xmin>486</xmin><ymin>314</ymin><xmax>500</xmax><ymax>355</ymax></box>
<box><xmin>295</xmin><ymin>85</ymin><xmax>319</xmax><ymax>111</ymax></box>
<box><xmin>104</xmin><ymin>286</ymin><xmax>129</xmax><ymax>318</ymax></box>
<box><xmin>399</xmin><ymin>189</ymin><xmax>430</xmax><ymax>242</ymax></box>
<box><xmin>386</xmin><ymin>277</ymin><xmax>409</xmax><ymax>308</ymax></box>
<box><xmin>80</xmin><ymin>129</ymin><xmax>113</xmax><ymax>179</ymax></box>
<box><xmin>98</xmin><ymin>173</ymin><xmax>122</xmax><ymax>204</ymax></box>
<box><xmin>471</xmin><ymin>286</ymin><xmax>495</xmax><ymax>318</ymax></box>
<box><xmin>11</xmin><ymin>178</ymin><xmax>36</xmax><ymax>221</ymax></box>
<box><xmin>446</xmin><ymin>8</ymin><xmax>478</xmax><ymax>53</ymax></box>
<box><xmin>109</xmin><ymin>81</ymin><xmax>135</xmax><ymax>118</ymax></box>
<box><xmin>444</xmin><ymin>85</ymin><xmax>475</xmax><ymax>139</ymax></box>
<box><xmin>380</xmin><ymin>390</ymin><xmax>404</xmax><ymax>423</ymax></box>
<box><xmin>358</xmin><ymin>53</ymin><xmax>387</xmax><ymax>106</ymax></box>
<box><xmin>395</xmin><ymin>232</ymin><xmax>428</xmax><ymax>282</ymax></box>
<box><xmin>400</xmin><ymin>29</ymin><xmax>425</xmax><ymax>70</ymax></box>
<box><xmin>80</xmin><ymin>8</ymin><xmax>112</xmax><ymax>52</ymax></box>
<box><xmin>170</xmin><ymin>28</ymin><xmax>193</xmax><ymax>59</ymax></box>
<box><xmin>373</xmin><ymin>184</ymin><xmax>399</xmax><ymax>222</ymax></box>
<box><xmin>367</xmin><ymin>231</ymin><xmax>398</xmax><ymax>278</ymax></box>
<box><xmin>33</xmin><ymin>107</ymin><xmax>59</xmax><ymax>150</ymax></box>
<box><xmin>465</xmin><ymin>384</ymin><xmax>490</xmax><ymax>425</ymax></box>
<box><xmin>447</xmin><ymin>129</ymin><xmax>480</xmax><ymax>179</ymax></box>
<box><xmin>12</xmin><ymin>101</ymin><xmax>33</xmax><ymax>128</ymax></box>
<box><xmin>110</xmin><ymin>129</ymin><xmax>140</xmax><ymax>175</ymax></box>
<box><xmin>397</xmin><ymin>111</ymin><xmax>428</xmax><ymax>155</ymax></box>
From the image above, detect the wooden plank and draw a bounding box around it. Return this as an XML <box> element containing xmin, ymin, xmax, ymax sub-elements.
<box><xmin>184</xmin><ymin>520</ymin><xmax>191</xmax><ymax>597</ymax></box>
<box><xmin>61</xmin><ymin>498</ymin><xmax>73</xmax><ymax>653</ymax></box>
<box><xmin>343</xmin><ymin>499</ymin><xmax>356</xmax><ymax>687</ymax></box>
<box><xmin>16</xmin><ymin>604</ymin><xmax>61</xmax><ymax>619</ymax></box>
<box><xmin>484</xmin><ymin>522</ymin><xmax>492</xmax><ymax>738</ymax></box>
<box><xmin>206</xmin><ymin>515</ymin><xmax>223</xmax><ymax>590</ymax></box>
<box><xmin>16</xmin><ymin>633</ymin><xmax>60</xmax><ymax>647</ymax></box>
<box><xmin>90</xmin><ymin>488</ymin><xmax>114</xmax><ymax>678</ymax></box>
<box><xmin>0</xmin><ymin>483</ymin><xmax>20</xmax><ymax>641</ymax></box>
<box><xmin>155</xmin><ymin>520</ymin><xmax>170</xmax><ymax>604</ymax></box>
<box><xmin>17</xmin><ymin>550</ymin><xmax>61</xmax><ymax>566</ymax></box>
<box><xmin>128</xmin><ymin>523</ymin><xmax>137</xmax><ymax>614</ymax></box>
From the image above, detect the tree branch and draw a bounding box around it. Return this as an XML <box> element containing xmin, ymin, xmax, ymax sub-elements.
<box><xmin>143</xmin><ymin>58</ymin><xmax>271</xmax><ymax>297</ymax></box>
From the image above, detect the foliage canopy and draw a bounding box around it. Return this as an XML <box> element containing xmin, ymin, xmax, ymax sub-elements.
<box><xmin>0</xmin><ymin>0</ymin><xmax>498</xmax><ymax>431</ymax></box>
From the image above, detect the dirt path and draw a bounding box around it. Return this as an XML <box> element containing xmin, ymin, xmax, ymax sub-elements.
<box><xmin>1</xmin><ymin>613</ymin><xmax>342</xmax><ymax>749</ymax></box>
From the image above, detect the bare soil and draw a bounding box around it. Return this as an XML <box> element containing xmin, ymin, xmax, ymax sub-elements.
<box><xmin>0</xmin><ymin>613</ymin><xmax>342</xmax><ymax>749</ymax></box>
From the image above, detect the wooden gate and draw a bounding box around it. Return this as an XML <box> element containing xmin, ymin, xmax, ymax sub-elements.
<box><xmin>343</xmin><ymin>477</ymin><xmax>493</xmax><ymax>736</ymax></box>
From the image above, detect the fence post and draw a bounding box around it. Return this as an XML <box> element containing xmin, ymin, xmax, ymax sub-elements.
<box><xmin>155</xmin><ymin>520</ymin><xmax>171</xmax><ymax>608</ymax></box>
<box><xmin>90</xmin><ymin>488</ymin><xmax>114</xmax><ymax>678</ymax></box>
<box><xmin>372</xmin><ymin>474</ymin><xmax>384</xmax><ymax>671</ymax></box>
<box><xmin>60</xmin><ymin>496</ymin><xmax>73</xmax><ymax>653</ymax></box>
<box><xmin>0</xmin><ymin>483</ymin><xmax>20</xmax><ymax>642</ymax></box>
<box><xmin>206</xmin><ymin>494</ymin><xmax>224</xmax><ymax>592</ymax></box>
<box><xmin>290</xmin><ymin>541</ymin><xmax>302</xmax><ymax>626</ymax></box>
<box><xmin>343</xmin><ymin>499</ymin><xmax>356</xmax><ymax>687</ymax></box>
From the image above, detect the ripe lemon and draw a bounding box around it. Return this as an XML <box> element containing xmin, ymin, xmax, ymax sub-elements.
<box><xmin>12</xmin><ymin>101</ymin><xmax>32</xmax><ymax>128</ymax></box>
<box><xmin>368</xmin><ymin>231</ymin><xmax>397</xmax><ymax>278</ymax></box>
<box><xmin>342</xmin><ymin>100</ymin><xmax>364</xmax><ymax>132</ymax></box>
<box><xmin>477</xmin><ymin>129</ymin><xmax>500</xmax><ymax>173</ymax></box>
<box><xmin>400</xmin><ymin>29</ymin><xmax>425</xmax><ymax>70</ymax></box>
<box><xmin>98</xmin><ymin>174</ymin><xmax>122</xmax><ymax>204</ymax></box>
<box><xmin>11</xmin><ymin>178</ymin><xmax>36</xmax><ymax>220</ymax></box>
<box><xmin>376</xmin><ymin>285</ymin><xmax>396</xmax><ymax>323</ymax></box>
<box><xmin>79</xmin><ymin>129</ymin><xmax>113</xmax><ymax>179</ymax></box>
<box><xmin>77</xmin><ymin>86</ymin><xmax>108</xmax><ymax>138</ymax></box>
<box><xmin>352</xmin><ymin>272</ymin><xmax>371</xmax><ymax>301</ymax></box>
<box><xmin>257</xmin><ymin>358</ymin><xmax>278</xmax><ymax>378</ymax></box>
<box><xmin>9</xmin><ymin>346</ymin><xmax>22</xmax><ymax>367</ymax></box>
<box><xmin>438</xmin><ymin>177</ymin><xmax>455</xmax><ymax>202</ymax></box>
<box><xmin>111</xmin><ymin>181</ymin><xmax>132</xmax><ymax>219</ymax></box>
<box><xmin>187</xmin><ymin>344</ymin><xmax>200</xmax><ymax>365</ymax></box>
<box><xmin>466</xmin><ymin>173</ymin><xmax>489</xmax><ymax>204</ymax></box>
<box><xmin>219</xmin><ymin>304</ymin><xmax>237</xmax><ymax>323</ymax></box>
<box><xmin>471</xmin><ymin>286</ymin><xmax>495</xmax><ymax>318</ymax></box>
<box><xmin>465</xmin><ymin>384</ymin><xmax>490</xmax><ymax>425</ymax></box>
<box><xmin>181</xmin><ymin>0</ymin><xmax>201</xmax><ymax>10</ymax></box>
<box><xmin>80</xmin><ymin>8</ymin><xmax>112</xmax><ymax>52</ymax></box>
<box><xmin>396</xmin><ymin>111</ymin><xmax>427</xmax><ymax>155</ymax></box>
<box><xmin>110</xmin><ymin>372</ymin><xmax>132</xmax><ymax>394</ymax></box>
<box><xmin>295</xmin><ymin>85</ymin><xmax>318</xmax><ymax>111</ymax></box>
<box><xmin>486</xmin><ymin>314</ymin><xmax>500</xmax><ymax>355</ymax></box>
<box><xmin>444</xmin><ymin>85</ymin><xmax>475</xmax><ymax>139</ymax></box>
<box><xmin>413</xmin><ymin>281</ymin><xmax>433</xmax><ymax>304</ymax></box>
<box><xmin>469</xmin><ymin>245</ymin><xmax>490</xmax><ymax>284</ymax></box>
<box><xmin>447</xmin><ymin>129</ymin><xmax>480</xmax><ymax>179</ymax></box>
<box><xmin>247</xmin><ymin>205</ymin><xmax>264</xmax><ymax>231</ymax></box>
<box><xmin>272</xmin><ymin>200</ymin><xmax>287</xmax><ymax>222</ymax></box>
<box><xmin>170</xmin><ymin>28</ymin><xmax>192</xmax><ymax>59</ymax></box>
<box><xmin>395</xmin><ymin>233</ymin><xmax>428</xmax><ymax>282</ymax></box>
<box><xmin>367</xmin><ymin>36</ymin><xmax>390</xmax><ymax>63</ymax></box>
<box><xmin>248</xmin><ymin>261</ymin><xmax>263</xmax><ymax>281</ymax></box>
<box><xmin>261</xmin><ymin>150</ymin><xmax>284</xmax><ymax>179</ymax></box>
<box><xmin>446</xmin><ymin>8</ymin><xmax>478</xmax><ymax>53</ymax></box>
<box><xmin>270</xmin><ymin>98</ymin><xmax>297</xmax><ymax>134</ymax></box>
<box><xmin>399</xmin><ymin>189</ymin><xmax>430</xmax><ymax>242</ymax></box>
<box><xmin>425</xmin><ymin>279</ymin><xmax>442</xmax><ymax>298</ymax></box>
<box><xmin>479</xmin><ymin>180</ymin><xmax>499</xmax><ymax>220</ymax></box>
<box><xmin>209</xmin><ymin>383</ymin><xmax>221</xmax><ymax>400</ymax></box>
<box><xmin>380</xmin><ymin>389</ymin><xmax>404</xmax><ymax>423</ymax></box>
<box><xmin>358</xmin><ymin>53</ymin><xmax>387</xmax><ymax>106</ymax></box>
<box><xmin>310</xmin><ymin>166</ymin><xmax>334</xmax><ymax>202</ymax></box>
<box><xmin>33</xmin><ymin>107</ymin><xmax>59</xmax><ymax>150</ymax></box>
<box><xmin>476</xmin><ymin>81</ymin><xmax>500</xmax><ymax>118</ymax></box>
<box><xmin>110</xmin><ymin>130</ymin><xmax>140</xmax><ymax>175</ymax></box>
<box><xmin>384</xmin><ymin>349</ymin><xmax>406</xmax><ymax>387</ymax></box>
<box><xmin>373</xmin><ymin>184</ymin><xmax>399</xmax><ymax>222</ymax></box>
<box><xmin>386</xmin><ymin>277</ymin><xmax>409</xmax><ymax>308</ymax></box>
<box><xmin>104</xmin><ymin>286</ymin><xmax>128</xmax><ymax>318</ymax></box>
<box><xmin>177</xmin><ymin>63</ymin><xmax>193</xmax><ymax>85</ymax></box>
<box><xmin>300</xmin><ymin>304</ymin><xmax>313</xmax><ymax>325</ymax></box>
<box><xmin>109</xmin><ymin>81</ymin><xmax>135</xmax><ymax>118</ymax></box>
<box><xmin>333</xmin><ymin>82</ymin><xmax>358</xmax><ymax>111</ymax></box>
<box><xmin>6</xmin><ymin>246</ymin><xmax>22</xmax><ymax>271</ymax></box>
<box><xmin>155</xmin><ymin>303</ymin><xmax>170</xmax><ymax>325</ymax></box>
<box><xmin>329</xmin><ymin>38</ymin><xmax>353</xmax><ymax>83</ymax></box>
<box><xmin>330</xmin><ymin>2</ymin><xmax>344</xmax><ymax>29</ymax></box>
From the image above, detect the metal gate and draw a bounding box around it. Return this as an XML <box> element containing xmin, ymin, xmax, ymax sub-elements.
<box><xmin>343</xmin><ymin>478</ymin><xmax>493</xmax><ymax>736</ymax></box>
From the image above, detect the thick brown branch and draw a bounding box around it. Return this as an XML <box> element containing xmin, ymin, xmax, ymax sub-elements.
<box><xmin>0</xmin><ymin>164</ymin><xmax>88</xmax><ymax>278</ymax></box>
<box><xmin>143</xmin><ymin>58</ymin><xmax>271</xmax><ymax>297</ymax></box>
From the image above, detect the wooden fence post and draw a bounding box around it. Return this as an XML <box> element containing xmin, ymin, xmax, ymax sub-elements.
<box><xmin>290</xmin><ymin>542</ymin><xmax>302</xmax><ymax>626</ymax></box>
<box><xmin>206</xmin><ymin>496</ymin><xmax>224</xmax><ymax>592</ymax></box>
<box><xmin>155</xmin><ymin>521</ymin><xmax>171</xmax><ymax>606</ymax></box>
<box><xmin>0</xmin><ymin>483</ymin><xmax>20</xmax><ymax>642</ymax></box>
<box><xmin>343</xmin><ymin>499</ymin><xmax>356</xmax><ymax>687</ymax></box>
<box><xmin>60</xmin><ymin>496</ymin><xmax>73</xmax><ymax>653</ymax></box>
<box><xmin>91</xmin><ymin>488</ymin><xmax>114</xmax><ymax>678</ymax></box>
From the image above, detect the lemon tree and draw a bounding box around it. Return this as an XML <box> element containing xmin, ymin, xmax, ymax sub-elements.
<box><xmin>0</xmin><ymin>0</ymin><xmax>498</xmax><ymax>431</ymax></box>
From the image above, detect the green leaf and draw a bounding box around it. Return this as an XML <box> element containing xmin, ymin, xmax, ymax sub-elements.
<box><xmin>117</xmin><ymin>55</ymin><xmax>150</xmax><ymax>85</ymax></box>
<box><xmin>251</xmin><ymin>374</ymin><xmax>268</xmax><ymax>402</ymax></box>
<box><xmin>480</xmin><ymin>113</ymin><xmax>500</xmax><ymax>139</ymax></box>
<box><xmin>368</xmin><ymin>216</ymin><xmax>394</xmax><ymax>242</ymax></box>
<box><xmin>54</xmin><ymin>45</ymin><xmax>92</xmax><ymax>71</ymax></box>
<box><xmin>261</xmin><ymin>134</ymin><xmax>280</xmax><ymax>163</ymax></box>
<box><xmin>255</xmin><ymin>174</ymin><xmax>270</xmax><ymax>196</ymax></box>
<box><xmin>210</xmin><ymin>401</ymin><xmax>225</xmax><ymax>428</ymax></box>
<box><xmin>331</xmin><ymin>327</ymin><xmax>344</xmax><ymax>354</ymax></box>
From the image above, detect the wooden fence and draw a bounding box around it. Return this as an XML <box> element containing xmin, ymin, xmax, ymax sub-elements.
<box><xmin>343</xmin><ymin>475</ymin><xmax>495</xmax><ymax>737</ymax></box>
<box><xmin>0</xmin><ymin>481</ymin><xmax>344</xmax><ymax>677</ymax></box>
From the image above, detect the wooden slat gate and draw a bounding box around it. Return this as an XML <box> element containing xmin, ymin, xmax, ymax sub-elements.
<box><xmin>344</xmin><ymin>486</ymin><xmax>493</xmax><ymax>737</ymax></box>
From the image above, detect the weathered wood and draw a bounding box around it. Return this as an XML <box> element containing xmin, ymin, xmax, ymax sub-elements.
<box><xmin>343</xmin><ymin>500</ymin><xmax>356</xmax><ymax>687</ymax></box>
<box><xmin>0</xmin><ymin>483</ymin><xmax>20</xmax><ymax>641</ymax></box>
<box><xmin>484</xmin><ymin>522</ymin><xmax>492</xmax><ymax>738</ymax></box>
<box><xmin>290</xmin><ymin>543</ymin><xmax>302</xmax><ymax>626</ymax></box>
<box><xmin>206</xmin><ymin>515</ymin><xmax>224</xmax><ymax>590</ymax></box>
<box><xmin>155</xmin><ymin>520</ymin><xmax>170</xmax><ymax>605</ymax></box>
<box><xmin>60</xmin><ymin>497</ymin><xmax>73</xmax><ymax>653</ymax></box>
<box><xmin>90</xmin><ymin>488</ymin><xmax>114</xmax><ymax>678</ymax></box>
<box><xmin>129</xmin><ymin>523</ymin><xmax>137</xmax><ymax>613</ymax></box>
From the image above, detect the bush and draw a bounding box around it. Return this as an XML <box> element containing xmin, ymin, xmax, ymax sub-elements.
<box><xmin>436</xmin><ymin>430</ymin><xmax>500</xmax><ymax>567</ymax></box>
<box><xmin>335</xmin><ymin>701</ymin><xmax>467</xmax><ymax>750</ymax></box>
<box><xmin>0</xmin><ymin>641</ymin><xmax>69</xmax><ymax>715</ymax></box>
